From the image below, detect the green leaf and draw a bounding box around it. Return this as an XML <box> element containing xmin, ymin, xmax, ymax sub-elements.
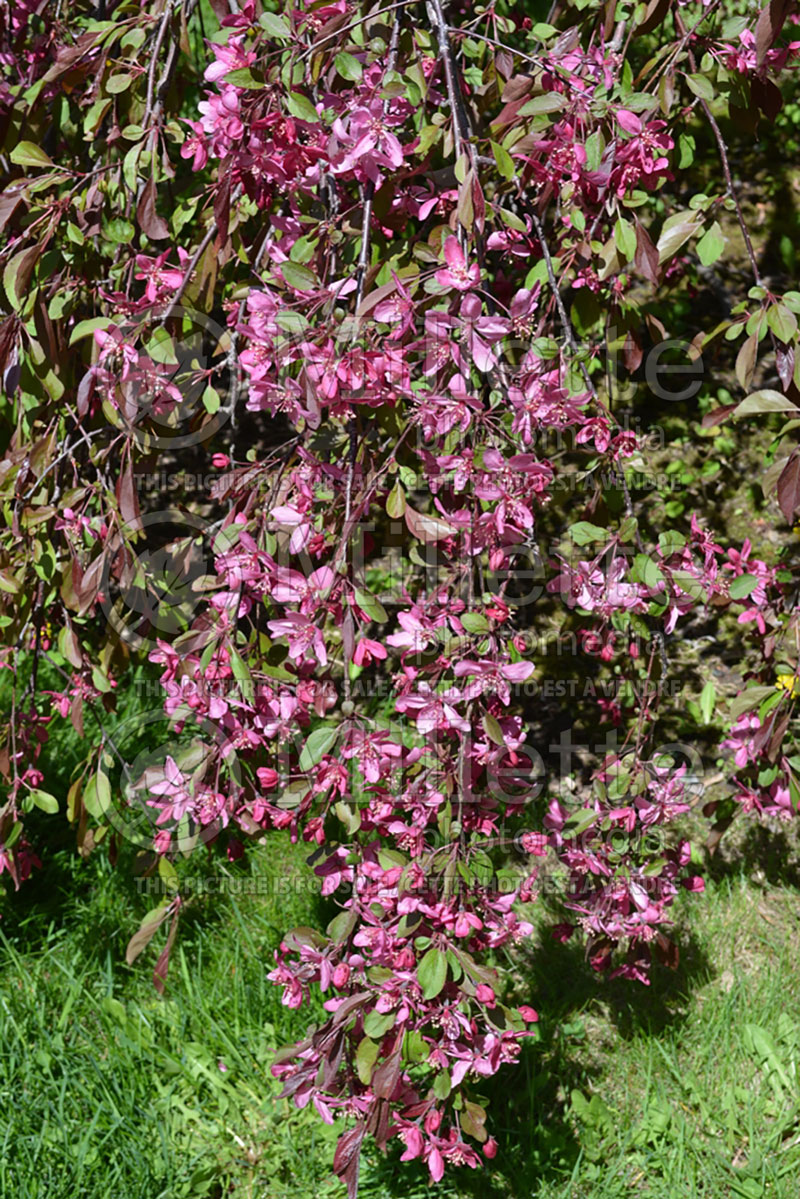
<box><xmin>686</xmin><ymin>74</ymin><xmax>714</xmax><ymax>102</ymax></box>
<box><xmin>734</xmin><ymin>390</ymin><xmax>798</xmax><ymax>417</ymax></box>
<box><xmin>657</xmin><ymin>211</ymin><xmax>703</xmax><ymax>262</ymax></box>
<box><xmin>614</xmin><ymin>217</ymin><xmax>636</xmax><ymax>261</ymax></box>
<box><xmin>286</xmin><ymin>92</ymin><xmax>319</xmax><ymax>123</ymax></box>
<box><xmin>633</xmin><ymin>553</ymin><xmax>665</xmax><ymax>590</ymax></box>
<box><xmin>767</xmin><ymin>303</ymin><xmax>798</xmax><ymax>344</ymax></box>
<box><xmin>106</xmin><ymin>73</ymin><xmax>133</xmax><ymax>94</ymax></box>
<box><xmin>123</xmin><ymin>141</ymin><xmax>143</xmax><ymax>193</ymax></box>
<box><xmin>29</xmin><ymin>788</ymin><xmax>59</xmax><ymax>814</ymax></box>
<box><xmin>433</xmin><ymin>1070</ymin><xmax>452</xmax><ymax>1099</ymax></box>
<box><xmin>729</xmin><ymin>687</ymin><xmax>778</xmax><ymax>720</ymax></box>
<box><xmin>4</xmin><ymin>822</ymin><xmax>22</xmax><ymax>850</ymax></box>
<box><xmin>91</xmin><ymin>667</ymin><xmax>111</xmax><ymax>694</ymax></box>
<box><xmin>289</xmin><ymin>234</ymin><xmax>317</xmax><ymax>264</ymax></box>
<box><xmin>10</xmin><ymin>141</ymin><xmax>53</xmax><ymax>168</ymax></box>
<box><xmin>482</xmin><ymin>714</ymin><xmax>506</xmax><ymax>746</ymax></box>
<box><xmin>658</xmin><ymin>529</ymin><xmax>686</xmax><ymax>557</ymax></box>
<box><xmin>417</xmin><ymin>946</ymin><xmax>447</xmax><ymax>999</ymax></box>
<box><xmin>356</xmin><ymin>1037</ymin><xmax>379</xmax><ymax>1084</ymax></box>
<box><xmin>386</xmin><ymin>480</ymin><xmax>406</xmax><ymax>518</ymax></box>
<box><xmin>563</xmin><ymin>808</ymin><xmax>597</xmax><ymax>836</ymax></box>
<box><xmin>700</xmin><ymin>681</ymin><xmax>716</xmax><ymax>724</ymax></box>
<box><xmin>490</xmin><ymin>140</ymin><xmax>514</xmax><ymax>181</ymax></box>
<box><xmin>403</xmin><ymin>1030</ymin><xmax>428</xmax><ymax>1062</ymax></box>
<box><xmin>83</xmin><ymin>98</ymin><xmax>112</xmax><ymax>138</ymax></box>
<box><xmin>327</xmin><ymin>908</ymin><xmax>357</xmax><ymax>942</ymax></box>
<box><xmin>461</xmin><ymin>612</ymin><xmax>489</xmax><ymax>634</ymax></box>
<box><xmin>103</xmin><ymin>218</ymin><xmax>136</xmax><ymax>245</ymax></box>
<box><xmin>354</xmin><ymin>588</ymin><xmax>388</xmax><ymax>623</ymax></box>
<box><xmin>120</xmin><ymin>26</ymin><xmax>147</xmax><ymax>51</ymax></box>
<box><xmin>228</xmin><ymin>648</ymin><xmax>252</xmax><ymax>688</ymax></box>
<box><xmin>729</xmin><ymin>573</ymin><xmax>758</xmax><ymax>600</ymax></box>
<box><xmin>696</xmin><ymin>221</ymin><xmax>726</xmax><ymax>267</ymax></box>
<box><xmin>299</xmin><ymin>726</ymin><xmax>338</xmax><ymax>771</ymax></box>
<box><xmin>678</xmin><ymin>133</ymin><xmax>695</xmax><ymax>168</ymax></box>
<box><xmin>202</xmin><ymin>385</ymin><xmax>221</xmax><ymax>414</ymax></box>
<box><xmin>519</xmin><ymin>92</ymin><xmax>567</xmax><ymax>115</ymax></box>
<box><xmin>69</xmin><ymin>316</ymin><xmax>114</xmax><ymax>345</ymax></box>
<box><xmin>570</xmin><ymin>521</ymin><xmax>607</xmax><ymax>545</ymax></box>
<box><xmin>275</xmin><ymin>311</ymin><xmax>309</xmax><ymax>335</ymax></box>
<box><xmin>335</xmin><ymin>51</ymin><xmax>363</xmax><ymax>81</ymax></box>
<box><xmin>583</xmin><ymin>129</ymin><xmax>605</xmax><ymax>172</ymax></box>
<box><xmin>363</xmin><ymin>1009</ymin><xmax>395</xmax><ymax>1039</ymax></box>
<box><xmin>279</xmin><ymin>261</ymin><xmax>318</xmax><ymax>291</ymax></box>
<box><xmin>224</xmin><ymin>67</ymin><xmax>266</xmax><ymax>89</ymax></box>
<box><xmin>259</xmin><ymin>10</ymin><xmax>292</xmax><ymax>37</ymax></box>
<box><xmin>88</xmin><ymin>766</ymin><xmax>112</xmax><ymax>819</ymax></box>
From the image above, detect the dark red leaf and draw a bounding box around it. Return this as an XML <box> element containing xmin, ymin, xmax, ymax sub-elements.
<box><xmin>33</xmin><ymin>297</ymin><xmax>57</xmax><ymax>363</ymax></box>
<box><xmin>137</xmin><ymin>174</ymin><xmax>169</xmax><ymax>241</ymax></box>
<box><xmin>634</xmin><ymin>220</ymin><xmax>660</xmax><ymax>284</ymax></box>
<box><xmin>701</xmin><ymin>403</ymin><xmax>737</xmax><ymax>429</ymax></box>
<box><xmin>116</xmin><ymin>459</ymin><xmax>142</xmax><ymax>532</ymax></box>
<box><xmin>472</xmin><ymin>173</ymin><xmax>486</xmax><ymax>234</ymax></box>
<box><xmin>371</xmin><ymin>1047</ymin><xmax>402</xmax><ymax>1100</ymax></box>
<box><xmin>153</xmin><ymin>906</ymin><xmax>180</xmax><ymax>994</ymax></box>
<box><xmin>206</xmin><ymin>0</ymin><xmax>230</xmax><ymax>21</ymax></box>
<box><xmin>0</xmin><ymin>314</ymin><xmax>21</xmax><ymax>379</ymax></box>
<box><xmin>75</xmin><ymin>552</ymin><xmax>106</xmax><ymax>614</ymax></box>
<box><xmin>214</xmin><ymin>162</ymin><xmax>232</xmax><ymax>248</ymax></box>
<box><xmin>333</xmin><ymin>1124</ymin><xmax>365</xmax><ymax>1199</ymax></box>
<box><xmin>125</xmin><ymin>905</ymin><xmax>170</xmax><ymax>965</ymax></box>
<box><xmin>76</xmin><ymin>368</ymin><xmax>95</xmax><ymax>418</ymax></box>
<box><xmin>777</xmin><ymin>344</ymin><xmax>795</xmax><ymax>391</ymax></box>
<box><xmin>751</xmin><ymin>75</ymin><xmax>784</xmax><ymax>121</ymax></box>
<box><xmin>312</xmin><ymin>10</ymin><xmax>349</xmax><ymax>46</ymax></box>
<box><xmin>604</xmin><ymin>0</ymin><xmax>618</xmax><ymax>41</ymax></box>
<box><xmin>637</xmin><ymin>0</ymin><xmax>670</xmax><ymax>36</ymax></box>
<box><xmin>551</xmin><ymin>26</ymin><xmax>581</xmax><ymax>57</ymax></box>
<box><xmin>69</xmin><ymin>693</ymin><xmax>84</xmax><ymax>738</ymax></box>
<box><xmin>777</xmin><ymin>450</ymin><xmax>800</xmax><ymax>523</ymax></box>
<box><xmin>767</xmin><ymin>711</ymin><xmax>791</xmax><ymax>763</ymax></box>
<box><xmin>0</xmin><ymin>191</ymin><xmax>23</xmax><ymax>235</ymax></box>
<box><xmin>42</xmin><ymin>31</ymin><xmax>97</xmax><ymax>83</ymax></box>
<box><xmin>623</xmin><ymin>329</ymin><xmax>643</xmax><ymax>373</ymax></box>
<box><xmin>705</xmin><ymin>819</ymin><xmax>733</xmax><ymax>855</ymax></box>
<box><xmin>365</xmin><ymin>1097</ymin><xmax>391</xmax><ymax>1148</ymax></box>
<box><xmin>501</xmin><ymin>75</ymin><xmax>533</xmax><ymax>103</ymax></box>
<box><xmin>755</xmin><ymin>0</ymin><xmax>790</xmax><ymax>66</ymax></box>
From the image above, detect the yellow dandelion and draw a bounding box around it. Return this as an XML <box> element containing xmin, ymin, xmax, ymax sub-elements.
<box><xmin>776</xmin><ymin>673</ymin><xmax>800</xmax><ymax>697</ymax></box>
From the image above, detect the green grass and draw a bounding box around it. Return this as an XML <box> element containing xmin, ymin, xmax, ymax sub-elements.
<box><xmin>504</xmin><ymin>871</ymin><xmax>800</xmax><ymax>1199</ymax></box>
<box><xmin>2</xmin><ymin>828</ymin><xmax>800</xmax><ymax>1198</ymax></box>
<box><xmin>0</xmin><ymin>837</ymin><xmax>336</xmax><ymax>1199</ymax></box>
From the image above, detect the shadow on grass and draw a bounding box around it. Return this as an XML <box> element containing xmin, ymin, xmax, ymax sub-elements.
<box><xmin>703</xmin><ymin>817</ymin><xmax>800</xmax><ymax>891</ymax></box>
<box><xmin>365</xmin><ymin>920</ymin><xmax>713</xmax><ymax>1199</ymax></box>
<box><xmin>0</xmin><ymin>820</ymin><xmax>327</xmax><ymax>977</ymax></box>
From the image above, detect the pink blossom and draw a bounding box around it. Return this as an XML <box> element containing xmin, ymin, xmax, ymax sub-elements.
<box><xmin>435</xmin><ymin>238</ymin><xmax>480</xmax><ymax>292</ymax></box>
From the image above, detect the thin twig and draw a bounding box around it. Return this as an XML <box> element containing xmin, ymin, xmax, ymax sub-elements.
<box><xmin>143</xmin><ymin>0</ymin><xmax>175</xmax><ymax>131</ymax></box>
<box><xmin>428</xmin><ymin>0</ymin><xmax>471</xmax><ymax>157</ymax></box>
<box><xmin>675</xmin><ymin>12</ymin><xmax>762</xmax><ymax>286</ymax></box>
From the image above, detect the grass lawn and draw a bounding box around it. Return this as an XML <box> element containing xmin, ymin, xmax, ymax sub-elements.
<box><xmin>1</xmin><ymin>822</ymin><xmax>799</xmax><ymax>1199</ymax></box>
